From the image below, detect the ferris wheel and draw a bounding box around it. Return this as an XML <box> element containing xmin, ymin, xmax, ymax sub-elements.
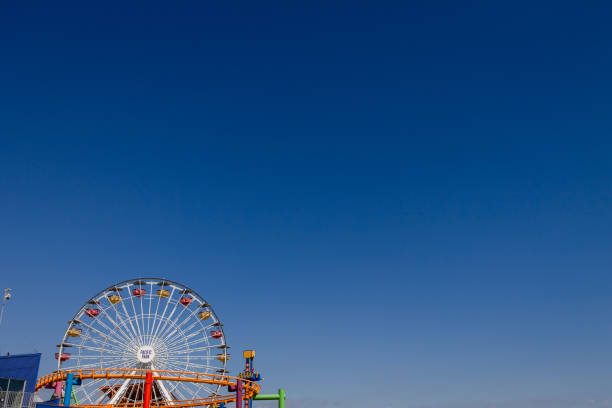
<box><xmin>55</xmin><ymin>279</ymin><xmax>230</xmax><ymax>405</ymax></box>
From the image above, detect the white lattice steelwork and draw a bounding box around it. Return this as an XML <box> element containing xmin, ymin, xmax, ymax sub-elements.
<box><xmin>56</xmin><ymin>279</ymin><xmax>229</xmax><ymax>406</ymax></box>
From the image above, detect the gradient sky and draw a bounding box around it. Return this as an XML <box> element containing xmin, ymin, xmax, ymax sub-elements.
<box><xmin>1</xmin><ymin>1</ymin><xmax>612</xmax><ymax>408</ymax></box>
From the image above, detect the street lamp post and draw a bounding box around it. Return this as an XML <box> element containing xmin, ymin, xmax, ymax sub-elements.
<box><xmin>0</xmin><ymin>288</ymin><xmax>12</xmax><ymax>325</ymax></box>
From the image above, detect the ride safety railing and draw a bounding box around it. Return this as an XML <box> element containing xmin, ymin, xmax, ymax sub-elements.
<box><xmin>0</xmin><ymin>391</ymin><xmax>38</xmax><ymax>408</ymax></box>
<box><xmin>36</xmin><ymin>368</ymin><xmax>260</xmax><ymax>408</ymax></box>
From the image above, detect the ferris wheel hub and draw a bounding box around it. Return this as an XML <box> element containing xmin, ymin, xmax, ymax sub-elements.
<box><xmin>137</xmin><ymin>345</ymin><xmax>156</xmax><ymax>363</ymax></box>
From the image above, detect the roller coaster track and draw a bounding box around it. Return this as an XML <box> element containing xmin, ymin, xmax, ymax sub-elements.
<box><xmin>36</xmin><ymin>368</ymin><xmax>260</xmax><ymax>408</ymax></box>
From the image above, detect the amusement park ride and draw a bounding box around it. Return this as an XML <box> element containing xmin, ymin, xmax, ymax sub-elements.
<box><xmin>34</xmin><ymin>279</ymin><xmax>285</xmax><ymax>408</ymax></box>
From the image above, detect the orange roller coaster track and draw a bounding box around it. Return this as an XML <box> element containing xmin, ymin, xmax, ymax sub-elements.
<box><xmin>36</xmin><ymin>368</ymin><xmax>261</xmax><ymax>408</ymax></box>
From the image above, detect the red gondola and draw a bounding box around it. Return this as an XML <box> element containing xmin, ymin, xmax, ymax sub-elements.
<box><xmin>210</xmin><ymin>330</ymin><xmax>223</xmax><ymax>339</ymax></box>
<box><xmin>85</xmin><ymin>308</ymin><xmax>100</xmax><ymax>317</ymax></box>
<box><xmin>132</xmin><ymin>288</ymin><xmax>146</xmax><ymax>297</ymax></box>
<box><xmin>179</xmin><ymin>296</ymin><xmax>193</xmax><ymax>306</ymax></box>
<box><xmin>55</xmin><ymin>352</ymin><xmax>71</xmax><ymax>361</ymax></box>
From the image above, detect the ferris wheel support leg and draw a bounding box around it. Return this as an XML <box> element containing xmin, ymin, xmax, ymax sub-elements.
<box><xmin>143</xmin><ymin>372</ymin><xmax>153</xmax><ymax>408</ymax></box>
<box><xmin>106</xmin><ymin>371</ymin><xmax>137</xmax><ymax>404</ymax></box>
<box><xmin>151</xmin><ymin>365</ymin><xmax>174</xmax><ymax>403</ymax></box>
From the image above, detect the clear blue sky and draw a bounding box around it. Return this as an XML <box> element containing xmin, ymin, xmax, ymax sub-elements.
<box><xmin>1</xmin><ymin>1</ymin><xmax>612</xmax><ymax>407</ymax></box>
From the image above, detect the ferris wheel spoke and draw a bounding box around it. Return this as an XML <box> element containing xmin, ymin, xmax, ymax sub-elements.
<box><xmin>155</xmin><ymin>317</ymin><xmax>199</xmax><ymax>350</ymax></box>
<box><xmin>163</xmin><ymin>358</ymin><xmax>222</xmax><ymax>371</ymax></box>
<box><xmin>71</xmin><ymin>341</ymin><xmax>132</xmax><ymax>355</ymax></box>
<box><xmin>115</xmin><ymin>292</ymin><xmax>142</xmax><ymax>343</ymax></box>
<box><xmin>107</xmin><ymin>371</ymin><xmax>136</xmax><ymax>404</ymax></box>
<box><xmin>97</xmin><ymin>300</ymin><xmax>140</xmax><ymax>346</ymax></box>
<box><xmin>179</xmin><ymin>380</ymin><xmax>211</xmax><ymax>399</ymax></box>
<box><xmin>169</xmin><ymin>385</ymin><xmax>188</xmax><ymax>402</ymax></box>
<box><xmin>162</xmin><ymin>320</ymin><xmax>215</xmax><ymax>348</ymax></box>
<box><xmin>77</xmin><ymin>317</ymin><xmax>128</xmax><ymax>348</ymax></box>
<box><xmin>173</xmin><ymin>346</ymin><xmax>217</xmax><ymax>360</ymax></box>
<box><xmin>161</xmin><ymin>360</ymin><xmax>217</xmax><ymax>396</ymax></box>
<box><xmin>89</xmin><ymin>381</ymin><xmax>115</xmax><ymax>403</ymax></box>
<box><xmin>156</xmin><ymin>380</ymin><xmax>174</xmax><ymax>403</ymax></box>
<box><xmin>153</xmin><ymin>378</ymin><xmax>163</xmax><ymax>404</ymax></box>
<box><xmin>94</xmin><ymin>387</ymin><xmax>113</xmax><ymax>405</ymax></box>
<box><xmin>161</xmin><ymin>341</ymin><xmax>192</xmax><ymax>355</ymax></box>
<box><xmin>82</xmin><ymin>363</ymin><xmax>139</xmax><ymax>393</ymax></box>
<box><xmin>194</xmin><ymin>383</ymin><xmax>217</xmax><ymax>399</ymax></box>
<box><xmin>161</xmin><ymin>334</ymin><xmax>194</xmax><ymax>352</ymax></box>
<box><xmin>72</xmin><ymin>354</ymin><xmax>127</xmax><ymax>360</ymax></box>
<box><xmin>72</xmin><ymin>355</ymin><xmax>131</xmax><ymax>363</ymax></box>
<box><xmin>140</xmin><ymin>284</ymin><xmax>147</xmax><ymax>342</ymax></box>
<box><xmin>164</xmin><ymin>361</ymin><xmax>223</xmax><ymax>372</ymax></box>
<box><xmin>166</xmin><ymin>327</ymin><xmax>212</xmax><ymax>346</ymax></box>
<box><xmin>127</xmin><ymin>286</ymin><xmax>145</xmax><ymax>342</ymax></box>
<box><xmin>148</xmin><ymin>283</ymin><xmax>166</xmax><ymax>339</ymax></box>
<box><xmin>164</xmin><ymin>340</ymin><xmax>215</xmax><ymax>354</ymax></box>
<box><xmin>164</xmin><ymin>306</ymin><xmax>208</xmax><ymax>336</ymax></box>
<box><xmin>181</xmin><ymin>376</ymin><xmax>217</xmax><ymax>399</ymax></box>
<box><xmin>164</xmin><ymin>360</ymin><xmax>220</xmax><ymax>371</ymax></box>
<box><xmin>163</xmin><ymin>323</ymin><xmax>215</xmax><ymax>350</ymax></box>
<box><xmin>78</xmin><ymin>352</ymin><xmax>134</xmax><ymax>363</ymax></box>
<box><xmin>70</xmin><ymin>355</ymin><xmax>124</xmax><ymax>366</ymax></box>
<box><xmin>151</xmin><ymin>287</ymin><xmax>176</xmax><ymax>339</ymax></box>
<box><xmin>77</xmin><ymin>331</ymin><xmax>126</xmax><ymax>351</ymax></box>
<box><xmin>71</xmin><ymin>357</ymin><xmax>134</xmax><ymax>370</ymax></box>
<box><xmin>85</xmin><ymin>308</ymin><xmax>135</xmax><ymax>348</ymax></box>
<box><xmin>149</xmin><ymin>286</ymin><xmax>158</xmax><ymax>337</ymax></box>
<box><xmin>144</xmin><ymin>283</ymin><xmax>152</xmax><ymax>337</ymax></box>
<box><xmin>152</xmin><ymin>292</ymin><xmax>182</xmax><ymax>341</ymax></box>
<box><xmin>180</xmin><ymin>313</ymin><xmax>217</xmax><ymax>338</ymax></box>
<box><xmin>171</xmin><ymin>320</ymin><xmax>202</xmax><ymax>340</ymax></box>
<box><xmin>94</xmin><ymin>300</ymin><xmax>131</xmax><ymax>334</ymax></box>
<box><xmin>149</xmin><ymin>282</ymin><xmax>157</xmax><ymax>336</ymax></box>
<box><xmin>162</xmin><ymin>328</ymin><xmax>202</xmax><ymax>349</ymax></box>
<box><xmin>77</xmin><ymin>381</ymin><xmax>99</xmax><ymax>405</ymax></box>
<box><xmin>162</xmin><ymin>353</ymin><xmax>214</xmax><ymax>365</ymax></box>
<box><xmin>68</xmin><ymin>357</ymin><xmax>130</xmax><ymax>370</ymax></box>
<box><xmin>106</xmin><ymin>293</ymin><xmax>138</xmax><ymax>340</ymax></box>
<box><xmin>154</xmin><ymin>300</ymin><xmax>198</xmax><ymax>340</ymax></box>
<box><xmin>151</xmin><ymin>364</ymin><xmax>175</xmax><ymax>402</ymax></box>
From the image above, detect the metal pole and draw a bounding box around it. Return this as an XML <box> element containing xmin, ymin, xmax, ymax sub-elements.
<box><xmin>18</xmin><ymin>384</ymin><xmax>25</xmax><ymax>408</ymax></box>
<box><xmin>63</xmin><ymin>374</ymin><xmax>74</xmax><ymax>407</ymax></box>
<box><xmin>4</xmin><ymin>379</ymin><xmax>10</xmax><ymax>408</ymax></box>
<box><xmin>278</xmin><ymin>389</ymin><xmax>285</xmax><ymax>408</ymax></box>
<box><xmin>143</xmin><ymin>372</ymin><xmax>153</xmax><ymax>408</ymax></box>
<box><xmin>252</xmin><ymin>390</ymin><xmax>286</xmax><ymax>408</ymax></box>
<box><xmin>252</xmin><ymin>395</ymin><xmax>280</xmax><ymax>400</ymax></box>
<box><xmin>0</xmin><ymin>289</ymin><xmax>11</xmax><ymax>325</ymax></box>
<box><xmin>236</xmin><ymin>379</ymin><xmax>242</xmax><ymax>408</ymax></box>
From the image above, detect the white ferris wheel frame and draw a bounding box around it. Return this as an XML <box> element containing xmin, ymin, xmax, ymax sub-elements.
<box><xmin>57</xmin><ymin>278</ymin><xmax>229</xmax><ymax>405</ymax></box>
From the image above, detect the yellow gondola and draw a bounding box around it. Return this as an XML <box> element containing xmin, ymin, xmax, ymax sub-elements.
<box><xmin>197</xmin><ymin>311</ymin><xmax>212</xmax><ymax>320</ymax></box>
<box><xmin>108</xmin><ymin>295</ymin><xmax>122</xmax><ymax>304</ymax></box>
<box><xmin>216</xmin><ymin>353</ymin><xmax>229</xmax><ymax>362</ymax></box>
<box><xmin>157</xmin><ymin>289</ymin><xmax>170</xmax><ymax>298</ymax></box>
<box><xmin>67</xmin><ymin>328</ymin><xmax>82</xmax><ymax>337</ymax></box>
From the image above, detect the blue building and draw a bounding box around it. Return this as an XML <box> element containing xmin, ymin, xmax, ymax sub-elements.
<box><xmin>0</xmin><ymin>354</ymin><xmax>42</xmax><ymax>408</ymax></box>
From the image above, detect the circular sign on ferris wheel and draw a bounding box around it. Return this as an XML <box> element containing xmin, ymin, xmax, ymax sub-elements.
<box><xmin>136</xmin><ymin>346</ymin><xmax>155</xmax><ymax>364</ymax></box>
<box><xmin>56</xmin><ymin>278</ymin><xmax>230</xmax><ymax>405</ymax></box>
